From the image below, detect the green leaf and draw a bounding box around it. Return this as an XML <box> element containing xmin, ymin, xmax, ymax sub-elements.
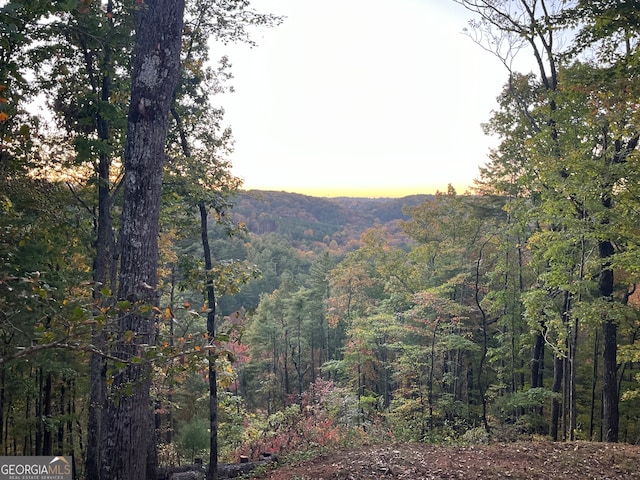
<box><xmin>59</xmin><ymin>0</ymin><xmax>79</xmax><ymax>12</ymax></box>
<box><xmin>117</xmin><ymin>300</ymin><xmax>131</xmax><ymax>310</ymax></box>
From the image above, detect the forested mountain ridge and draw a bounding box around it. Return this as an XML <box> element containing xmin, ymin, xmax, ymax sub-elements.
<box><xmin>231</xmin><ymin>189</ymin><xmax>433</xmax><ymax>249</ymax></box>
<box><xmin>209</xmin><ymin>190</ymin><xmax>434</xmax><ymax>315</ymax></box>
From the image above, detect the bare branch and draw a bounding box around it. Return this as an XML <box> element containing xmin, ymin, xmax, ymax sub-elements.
<box><xmin>66</xmin><ymin>181</ymin><xmax>94</xmax><ymax>217</ymax></box>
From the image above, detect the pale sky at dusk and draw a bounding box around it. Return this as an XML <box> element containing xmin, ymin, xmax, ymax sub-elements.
<box><xmin>216</xmin><ymin>0</ymin><xmax>517</xmax><ymax>198</ymax></box>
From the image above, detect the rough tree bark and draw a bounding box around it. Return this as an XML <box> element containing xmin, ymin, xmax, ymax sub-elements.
<box><xmin>99</xmin><ymin>1</ymin><xmax>184</xmax><ymax>479</ymax></box>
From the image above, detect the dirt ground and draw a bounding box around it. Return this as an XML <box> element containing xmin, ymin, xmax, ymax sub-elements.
<box><xmin>253</xmin><ymin>441</ymin><xmax>640</xmax><ymax>479</ymax></box>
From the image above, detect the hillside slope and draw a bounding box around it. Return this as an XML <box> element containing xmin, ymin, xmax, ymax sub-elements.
<box><xmin>231</xmin><ymin>190</ymin><xmax>433</xmax><ymax>249</ymax></box>
<box><xmin>257</xmin><ymin>441</ymin><xmax>640</xmax><ymax>479</ymax></box>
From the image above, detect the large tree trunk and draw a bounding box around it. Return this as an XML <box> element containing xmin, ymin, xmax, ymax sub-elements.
<box><xmin>100</xmin><ymin>1</ymin><xmax>184</xmax><ymax>479</ymax></box>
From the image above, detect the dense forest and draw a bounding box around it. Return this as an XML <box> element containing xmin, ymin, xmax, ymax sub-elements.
<box><xmin>2</xmin><ymin>0</ymin><xmax>640</xmax><ymax>479</ymax></box>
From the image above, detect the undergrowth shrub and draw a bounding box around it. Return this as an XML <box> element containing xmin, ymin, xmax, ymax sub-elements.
<box><xmin>232</xmin><ymin>378</ymin><xmax>391</xmax><ymax>460</ymax></box>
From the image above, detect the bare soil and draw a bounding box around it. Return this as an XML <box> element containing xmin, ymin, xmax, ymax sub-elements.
<box><xmin>253</xmin><ymin>441</ymin><xmax>640</xmax><ymax>479</ymax></box>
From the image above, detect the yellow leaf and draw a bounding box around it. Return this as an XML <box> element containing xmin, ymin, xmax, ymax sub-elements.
<box><xmin>124</xmin><ymin>330</ymin><xmax>135</xmax><ymax>343</ymax></box>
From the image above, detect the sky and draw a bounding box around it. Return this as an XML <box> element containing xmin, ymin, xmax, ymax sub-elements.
<box><xmin>215</xmin><ymin>0</ymin><xmax>514</xmax><ymax>198</ymax></box>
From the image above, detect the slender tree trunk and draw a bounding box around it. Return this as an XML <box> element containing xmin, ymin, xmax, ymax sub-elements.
<box><xmin>599</xmin><ymin>238</ymin><xmax>618</xmax><ymax>443</ymax></box>
<box><xmin>199</xmin><ymin>201</ymin><xmax>219</xmax><ymax>480</ymax></box>
<box><xmin>598</xmin><ymin>135</ymin><xmax>638</xmax><ymax>443</ymax></box>
<box><xmin>568</xmin><ymin>236</ymin><xmax>586</xmax><ymax>441</ymax></box>
<box><xmin>36</xmin><ymin>368</ymin><xmax>42</xmax><ymax>455</ymax></box>
<box><xmin>283</xmin><ymin>328</ymin><xmax>290</xmax><ymax>399</ymax></box>
<box><xmin>66</xmin><ymin>379</ymin><xmax>75</xmax><ymax>472</ymax></box>
<box><xmin>298</xmin><ymin>319</ymin><xmax>303</xmax><ymax>399</ymax></box>
<box><xmin>550</xmin><ymin>353</ymin><xmax>563</xmax><ymax>441</ymax></box>
<box><xmin>568</xmin><ymin>337</ymin><xmax>577</xmax><ymax>440</ymax></box>
<box><xmin>602</xmin><ymin>317</ymin><xmax>618</xmax><ymax>441</ymax></box>
<box><xmin>42</xmin><ymin>372</ymin><xmax>52</xmax><ymax>455</ymax></box>
<box><xmin>68</xmin><ymin>381</ymin><xmax>76</xmax><ymax>471</ymax></box>
<box><xmin>531</xmin><ymin>326</ymin><xmax>546</xmax><ymax>425</ymax></box>
<box><xmin>381</xmin><ymin>336</ymin><xmax>390</xmax><ymax>408</ymax></box>
<box><xmin>86</xmin><ymin>2</ymin><xmax>117</xmax><ymax>475</ymax></box>
<box><xmin>57</xmin><ymin>382</ymin><xmax>65</xmax><ymax>451</ymax></box>
<box><xmin>100</xmin><ymin>1</ymin><xmax>184</xmax><ymax>478</ymax></box>
<box><xmin>310</xmin><ymin>334</ymin><xmax>316</xmax><ymax>381</ymax></box>
<box><xmin>589</xmin><ymin>330</ymin><xmax>599</xmax><ymax>440</ymax></box>
<box><xmin>428</xmin><ymin>320</ymin><xmax>439</xmax><ymax>431</ymax></box>
<box><xmin>270</xmin><ymin>332</ymin><xmax>277</xmax><ymax>415</ymax></box>
<box><xmin>551</xmin><ymin>292</ymin><xmax>571</xmax><ymax>441</ymax></box>
<box><xmin>602</xmin><ymin>315</ymin><xmax>618</xmax><ymax>442</ymax></box>
<box><xmin>166</xmin><ymin>266</ymin><xmax>176</xmax><ymax>444</ymax></box>
<box><xmin>86</xmin><ymin>346</ymin><xmax>106</xmax><ymax>480</ymax></box>
<box><xmin>562</xmin><ymin>354</ymin><xmax>569</xmax><ymax>441</ymax></box>
<box><xmin>531</xmin><ymin>329</ymin><xmax>545</xmax><ymax>389</ymax></box>
<box><xmin>475</xmin><ymin>246</ymin><xmax>490</xmax><ymax>431</ymax></box>
<box><xmin>0</xmin><ymin>363</ymin><xmax>4</xmax><ymax>454</ymax></box>
<box><xmin>26</xmin><ymin>392</ymin><xmax>33</xmax><ymax>455</ymax></box>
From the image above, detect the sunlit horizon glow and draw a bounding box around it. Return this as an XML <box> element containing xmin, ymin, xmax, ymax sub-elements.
<box><xmin>240</xmin><ymin>181</ymin><xmax>474</xmax><ymax>199</ymax></box>
<box><xmin>215</xmin><ymin>0</ymin><xmax>518</xmax><ymax>198</ymax></box>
